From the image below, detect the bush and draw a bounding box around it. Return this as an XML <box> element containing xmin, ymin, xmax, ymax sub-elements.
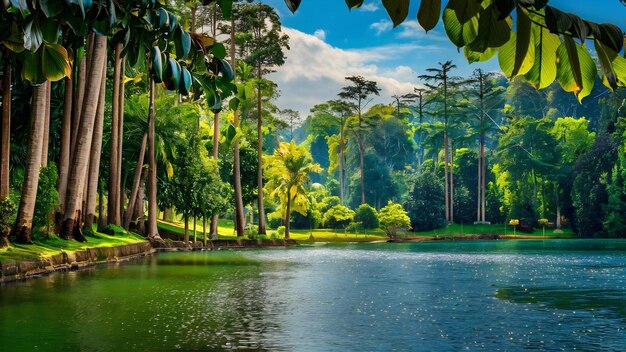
<box><xmin>0</xmin><ymin>197</ymin><xmax>16</xmax><ymax>246</ymax></box>
<box><xmin>345</xmin><ymin>221</ymin><xmax>362</xmax><ymax>233</ymax></box>
<box><xmin>245</xmin><ymin>224</ymin><xmax>259</xmax><ymax>239</ymax></box>
<box><xmin>378</xmin><ymin>201</ymin><xmax>411</xmax><ymax>239</ymax></box>
<box><xmin>322</xmin><ymin>204</ymin><xmax>354</xmax><ymax>229</ymax></box>
<box><xmin>267</xmin><ymin>211</ymin><xmax>283</xmax><ymax>229</ymax></box>
<box><xmin>405</xmin><ymin>172</ymin><xmax>445</xmax><ymax>231</ymax></box>
<box><xmin>354</xmin><ymin>204</ymin><xmax>379</xmax><ymax>229</ymax></box>
<box><xmin>33</xmin><ymin>164</ymin><xmax>59</xmax><ymax>234</ymax></box>
<box><xmin>277</xmin><ymin>226</ymin><xmax>286</xmax><ymax>237</ymax></box>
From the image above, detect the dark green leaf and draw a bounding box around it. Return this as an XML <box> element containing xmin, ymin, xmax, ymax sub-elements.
<box><xmin>418</xmin><ymin>0</ymin><xmax>441</xmax><ymax>32</ymax></box>
<box><xmin>598</xmin><ymin>23</ymin><xmax>624</xmax><ymax>53</ymax></box>
<box><xmin>512</xmin><ymin>6</ymin><xmax>532</xmax><ymax>77</ymax></box>
<box><xmin>382</xmin><ymin>0</ymin><xmax>409</xmax><ymax>27</ymax></box>
<box><xmin>40</xmin><ymin>0</ymin><xmax>64</xmax><ymax>18</ymax></box>
<box><xmin>175</xmin><ymin>26</ymin><xmax>191</xmax><ymax>59</ymax></box>
<box><xmin>345</xmin><ymin>0</ymin><xmax>364</xmax><ymax>9</ymax></box>
<box><xmin>595</xmin><ymin>39</ymin><xmax>618</xmax><ymax>90</ymax></box>
<box><xmin>218</xmin><ymin>58</ymin><xmax>234</xmax><ymax>81</ymax></box>
<box><xmin>284</xmin><ymin>0</ymin><xmax>301</xmax><ymax>13</ymax></box>
<box><xmin>151</xmin><ymin>46</ymin><xmax>163</xmax><ymax>82</ymax></box>
<box><xmin>21</xmin><ymin>49</ymin><xmax>46</xmax><ymax>85</ymax></box>
<box><xmin>42</xmin><ymin>43</ymin><xmax>71</xmax><ymax>81</ymax></box>
<box><xmin>179</xmin><ymin>66</ymin><xmax>192</xmax><ymax>95</ymax></box>
<box><xmin>218</xmin><ymin>0</ymin><xmax>232</xmax><ymax>19</ymax></box>
<box><xmin>212</xmin><ymin>43</ymin><xmax>227</xmax><ymax>59</ymax></box>
<box><xmin>24</xmin><ymin>19</ymin><xmax>43</xmax><ymax>52</ymax></box>
<box><xmin>494</xmin><ymin>0</ymin><xmax>515</xmax><ymax>20</ymax></box>
<box><xmin>41</xmin><ymin>19</ymin><xmax>60</xmax><ymax>44</ymax></box>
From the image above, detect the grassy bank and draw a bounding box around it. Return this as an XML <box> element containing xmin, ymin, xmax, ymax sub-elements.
<box><xmin>0</xmin><ymin>231</ymin><xmax>146</xmax><ymax>262</ymax></box>
<box><xmin>158</xmin><ymin>219</ymin><xmax>575</xmax><ymax>243</ymax></box>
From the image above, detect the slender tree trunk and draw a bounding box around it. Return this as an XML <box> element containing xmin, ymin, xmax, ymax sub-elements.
<box><xmin>117</xmin><ymin>58</ymin><xmax>126</xmax><ymax>219</ymax></box>
<box><xmin>476</xmin><ymin>142</ymin><xmax>481</xmax><ymax>223</ymax></box>
<box><xmin>184</xmin><ymin>214</ymin><xmax>189</xmax><ymax>244</ymax></box>
<box><xmin>84</xmin><ymin>63</ymin><xmax>106</xmax><ymax>230</ymax></box>
<box><xmin>210</xmin><ymin>112</ymin><xmax>220</xmax><ymax>239</ymax></box>
<box><xmin>359</xmin><ymin>140</ymin><xmax>365</xmax><ymax>205</ymax></box>
<box><xmin>146</xmin><ymin>77</ymin><xmax>160</xmax><ymax>239</ymax></box>
<box><xmin>193</xmin><ymin>217</ymin><xmax>197</xmax><ymax>244</ymax></box>
<box><xmin>444</xmin><ymin>132</ymin><xmax>449</xmax><ymax>223</ymax></box>
<box><xmin>339</xmin><ymin>119</ymin><xmax>345</xmax><ymax>205</ymax></box>
<box><xmin>58</xmin><ymin>76</ymin><xmax>73</xmax><ymax>214</ymax></box>
<box><xmin>450</xmin><ymin>141</ymin><xmax>455</xmax><ymax>223</ymax></box>
<box><xmin>108</xmin><ymin>43</ymin><xmax>123</xmax><ymax>226</ymax></box>
<box><xmin>231</xmin><ymin>17</ymin><xmax>245</xmax><ymax>237</ymax></box>
<box><xmin>41</xmin><ymin>81</ymin><xmax>51</xmax><ymax>167</ymax></box>
<box><xmin>71</xmin><ymin>38</ymin><xmax>91</xmax><ymax>157</ymax></box>
<box><xmin>555</xmin><ymin>183</ymin><xmax>561</xmax><ymax>229</ymax></box>
<box><xmin>481</xmin><ymin>134</ymin><xmax>486</xmax><ymax>223</ymax></box>
<box><xmin>11</xmin><ymin>83</ymin><xmax>48</xmax><ymax>243</ymax></box>
<box><xmin>124</xmin><ymin>133</ymin><xmax>147</xmax><ymax>230</ymax></box>
<box><xmin>98</xmin><ymin>181</ymin><xmax>105</xmax><ymax>231</ymax></box>
<box><xmin>134</xmin><ymin>169</ymin><xmax>147</xmax><ymax>236</ymax></box>
<box><xmin>257</xmin><ymin>64</ymin><xmax>266</xmax><ymax>235</ymax></box>
<box><xmin>284</xmin><ymin>191</ymin><xmax>291</xmax><ymax>240</ymax></box>
<box><xmin>1</xmin><ymin>50</ymin><xmax>11</xmax><ymax>199</ymax></box>
<box><xmin>203</xmin><ymin>217</ymin><xmax>207</xmax><ymax>246</ymax></box>
<box><xmin>60</xmin><ymin>35</ymin><xmax>107</xmax><ymax>242</ymax></box>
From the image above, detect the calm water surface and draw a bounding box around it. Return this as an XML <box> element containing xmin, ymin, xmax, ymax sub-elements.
<box><xmin>1</xmin><ymin>239</ymin><xmax>626</xmax><ymax>351</ymax></box>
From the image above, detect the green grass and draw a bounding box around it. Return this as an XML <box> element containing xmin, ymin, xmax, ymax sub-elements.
<box><xmin>0</xmin><ymin>231</ymin><xmax>146</xmax><ymax>262</ymax></box>
<box><xmin>411</xmin><ymin>223</ymin><xmax>576</xmax><ymax>238</ymax></box>
<box><xmin>158</xmin><ymin>217</ymin><xmax>577</xmax><ymax>243</ymax></box>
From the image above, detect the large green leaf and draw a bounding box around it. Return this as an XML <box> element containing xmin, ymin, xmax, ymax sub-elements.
<box><xmin>22</xmin><ymin>50</ymin><xmax>46</xmax><ymax>85</ymax></box>
<box><xmin>174</xmin><ymin>26</ymin><xmax>191</xmax><ymax>59</ymax></box>
<box><xmin>598</xmin><ymin>23</ymin><xmax>624</xmax><ymax>53</ymax></box>
<box><xmin>41</xmin><ymin>43</ymin><xmax>72</xmax><ymax>82</ymax></box>
<box><xmin>218</xmin><ymin>0</ymin><xmax>232</xmax><ymax>19</ymax></box>
<box><xmin>448</xmin><ymin>0</ymin><xmax>481</xmax><ymax>24</ymax></box>
<box><xmin>418</xmin><ymin>0</ymin><xmax>441</xmax><ymax>32</ymax></box>
<box><xmin>382</xmin><ymin>0</ymin><xmax>409</xmax><ymax>28</ymax></box>
<box><xmin>511</xmin><ymin>7</ymin><xmax>533</xmax><ymax>77</ymax></box>
<box><xmin>594</xmin><ymin>39</ymin><xmax>618</xmax><ymax>91</ymax></box>
<box><xmin>179</xmin><ymin>66</ymin><xmax>192</xmax><ymax>96</ymax></box>
<box><xmin>498</xmin><ymin>31</ymin><xmax>535</xmax><ymax>78</ymax></box>
<box><xmin>464</xmin><ymin>46</ymin><xmax>497</xmax><ymax>63</ymax></box>
<box><xmin>163</xmin><ymin>58</ymin><xmax>181</xmax><ymax>91</ymax></box>
<box><xmin>150</xmin><ymin>46</ymin><xmax>163</xmax><ymax>82</ymax></box>
<box><xmin>442</xmin><ymin>7</ymin><xmax>464</xmax><ymax>47</ymax></box>
<box><xmin>24</xmin><ymin>19</ymin><xmax>43</xmax><ymax>52</ymax></box>
<box><xmin>217</xmin><ymin>58</ymin><xmax>234</xmax><ymax>82</ymax></box>
<box><xmin>467</xmin><ymin>3</ymin><xmax>511</xmax><ymax>52</ymax></box>
<box><xmin>212</xmin><ymin>43</ymin><xmax>227</xmax><ymax>59</ymax></box>
<box><xmin>523</xmin><ymin>26</ymin><xmax>560</xmax><ymax>89</ymax></box>
<box><xmin>40</xmin><ymin>0</ymin><xmax>64</xmax><ymax>18</ymax></box>
<box><xmin>556</xmin><ymin>40</ymin><xmax>596</xmax><ymax>102</ymax></box>
<box><xmin>41</xmin><ymin>19</ymin><xmax>60</xmax><ymax>44</ymax></box>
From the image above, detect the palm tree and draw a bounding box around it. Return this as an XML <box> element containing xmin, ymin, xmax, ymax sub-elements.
<box><xmin>265</xmin><ymin>141</ymin><xmax>321</xmax><ymax>239</ymax></box>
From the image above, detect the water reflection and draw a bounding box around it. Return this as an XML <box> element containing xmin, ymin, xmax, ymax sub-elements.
<box><xmin>1</xmin><ymin>240</ymin><xmax>626</xmax><ymax>351</ymax></box>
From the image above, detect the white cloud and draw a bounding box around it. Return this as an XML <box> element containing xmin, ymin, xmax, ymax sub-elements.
<box><xmin>313</xmin><ymin>29</ymin><xmax>326</xmax><ymax>41</ymax></box>
<box><xmin>359</xmin><ymin>3</ymin><xmax>380</xmax><ymax>12</ymax></box>
<box><xmin>268</xmin><ymin>28</ymin><xmax>425</xmax><ymax>118</ymax></box>
<box><xmin>370</xmin><ymin>19</ymin><xmax>392</xmax><ymax>36</ymax></box>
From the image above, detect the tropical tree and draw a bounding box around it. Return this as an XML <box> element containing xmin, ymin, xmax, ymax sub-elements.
<box><xmin>378</xmin><ymin>201</ymin><xmax>411</xmax><ymax>239</ymax></box>
<box><xmin>338</xmin><ymin>75</ymin><xmax>381</xmax><ymax>205</ymax></box>
<box><xmin>264</xmin><ymin>141</ymin><xmax>321</xmax><ymax>239</ymax></box>
<box><xmin>419</xmin><ymin>60</ymin><xmax>459</xmax><ymax>224</ymax></box>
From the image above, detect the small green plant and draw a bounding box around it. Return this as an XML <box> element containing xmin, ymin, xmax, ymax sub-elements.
<box><xmin>34</xmin><ymin>164</ymin><xmax>59</xmax><ymax>237</ymax></box>
<box><xmin>277</xmin><ymin>226</ymin><xmax>286</xmax><ymax>237</ymax></box>
<box><xmin>378</xmin><ymin>201</ymin><xmax>411</xmax><ymax>239</ymax></box>
<box><xmin>270</xmin><ymin>233</ymin><xmax>278</xmax><ymax>240</ymax></box>
<box><xmin>345</xmin><ymin>221</ymin><xmax>362</xmax><ymax>234</ymax></box>
<box><xmin>245</xmin><ymin>224</ymin><xmax>259</xmax><ymax>239</ymax></box>
<box><xmin>354</xmin><ymin>204</ymin><xmax>379</xmax><ymax>229</ymax></box>
<box><xmin>0</xmin><ymin>197</ymin><xmax>17</xmax><ymax>247</ymax></box>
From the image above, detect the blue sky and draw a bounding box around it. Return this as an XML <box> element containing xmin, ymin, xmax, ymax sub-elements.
<box><xmin>263</xmin><ymin>0</ymin><xmax>626</xmax><ymax>117</ymax></box>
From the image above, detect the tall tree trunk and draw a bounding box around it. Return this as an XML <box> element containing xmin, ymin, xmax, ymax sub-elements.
<box><xmin>231</xmin><ymin>17</ymin><xmax>245</xmax><ymax>237</ymax></box>
<box><xmin>11</xmin><ymin>83</ymin><xmax>49</xmax><ymax>243</ymax></box>
<box><xmin>98</xmin><ymin>180</ymin><xmax>105</xmax><ymax>231</ymax></box>
<box><xmin>71</xmin><ymin>37</ymin><xmax>91</xmax><ymax>157</ymax></box>
<box><xmin>284</xmin><ymin>191</ymin><xmax>291</xmax><ymax>240</ymax></box>
<box><xmin>203</xmin><ymin>217</ymin><xmax>207</xmax><ymax>246</ymax></box>
<box><xmin>58</xmin><ymin>76</ymin><xmax>73</xmax><ymax>214</ymax></box>
<box><xmin>124</xmin><ymin>133</ymin><xmax>147</xmax><ymax>230</ymax></box>
<box><xmin>193</xmin><ymin>216</ymin><xmax>197</xmax><ymax>243</ymax></box>
<box><xmin>339</xmin><ymin>119</ymin><xmax>345</xmax><ymax>205</ymax></box>
<box><xmin>146</xmin><ymin>77</ymin><xmax>160</xmax><ymax>239</ymax></box>
<box><xmin>60</xmin><ymin>34</ymin><xmax>107</xmax><ymax>242</ymax></box>
<box><xmin>1</xmin><ymin>49</ymin><xmax>11</xmax><ymax>199</ymax></box>
<box><xmin>359</xmin><ymin>140</ymin><xmax>365</xmax><ymax>205</ymax></box>
<box><xmin>476</xmin><ymin>142</ymin><xmax>481</xmax><ymax>223</ymax></box>
<box><xmin>84</xmin><ymin>63</ymin><xmax>106</xmax><ymax>230</ymax></box>
<box><xmin>450</xmin><ymin>141</ymin><xmax>455</xmax><ymax>223</ymax></box>
<box><xmin>117</xmin><ymin>57</ymin><xmax>126</xmax><ymax>220</ymax></box>
<box><xmin>481</xmin><ymin>133</ymin><xmax>486</xmax><ymax>223</ymax></box>
<box><xmin>108</xmin><ymin>43</ymin><xmax>123</xmax><ymax>226</ymax></box>
<box><xmin>444</xmin><ymin>132</ymin><xmax>449</xmax><ymax>223</ymax></box>
<box><xmin>134</xmin><ymin>169</ymin><xmax>147</xmax><ymax>236</ymax></box>
<box><xmin>257</xmin><ymin>64</ymin><xmax>266</xmax><ymax>235</ymax></box>
<box><xmin>184</xmin><ymin>214</ymin><xmax>189</xmax><ymax>244</ymax></box>
<box><xmin>555</xmin><ymin>183</ymin><xmax>561</xmax><ymax>229</ymax></box>
<box><xmin>41</xmin><ymin>81</ymin><xmax>51</xmax><ymax>167</ymax></box>
<box><xmin>210</xmin><ymin>112</ymin><xmax>220</xmax><ymax>239</ymax></box>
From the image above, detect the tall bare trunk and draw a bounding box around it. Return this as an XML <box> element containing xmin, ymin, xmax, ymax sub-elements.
<box><xmin>444</xmin><ymin>132</ymin><xmax>449</xmax><ymax>223</ymax></box>
<box><xmin>359</xmin><ymin>140</ymin><xmax>365</xmax><ymax>205</ymax></box>
<box><xmin>476</xmin><ymin>143</ymin><xmax>481</xmax><ymax>223</ymax></box>
<box><xmin>257</xmin><ymin>64</ymin><xmax>266</xmax><ymax>234</ymax></box>
<box><xmin>108</xmin><ymin>43</ymin><xmax>123</xmax><ymax>226</ymax></box>
<box><xmin>555</xmin><ymin>183</ymin><xmax>561</xmax><ymax>229</ymax></box>
<box><xmin>71</xmin><ymin>38</ymin><xmax>91</xmax><ymax>157</ymax></box>
<box><xmin>284</xmin><ymin>190</ymin><xmax>291</xmax><ymax>240</ymax></box>
<box><xmin>184</xmin><ymin>214</ymin><xmax>189</xmax><ymax>244</ymax></box>
<box><xmin>231</xmin><ymin>17</ymin><xmax>245</xmax><ymax>237</ymax></box>
<box><xmin>210</xmin><ymin>112</ymin><xmax>220</xmax><ymax>239</ymax></box>
<box><xmin>60</xmin><ymin>35</ymin><xmax>107</xmax><ymax>242</ymax></box>
<box><xmin>41</xmin><ymin>81</ymin><xmax>51</xmax><ymax>167</ymax></box>
<box><xmin>193</xmin><ymin>216</ymin><xmax>197</xmax><ymax>243</ymax></box>
<box><xmin>339</xmin><ymin>120</ymin><xmax>345</xmax><ymax>205</ymax></box>
<box><xmin>133</xmin><ymin>169</ymin><xmax>147</xmax><ymax>235</ymax></box>
<box><xmin>203</xmin><ymin>217</ymin><xmax>207</xmax><ymax>246</ymax></box>
<box><xmin>450</xmin><ymin>141</ymin><xmax>455</xmax><ymax>223</ymax></box>
<box><xmin>117</xmin><ymin>57</ymin><xmax>126</xmax><ymax>219</ymax></box>
<box><xmin>11</xmin><ymin>83</ymin><xmax>48</xmax><ymax>243</ymax></box>
<box><xmin>146</xmin><ymin>77</ymin><xmax>160</xmax><ymax>239</ymax></box>
<box><xmin>124</xmin><ymin>133</ymin><xmax>146</xmax><ymax>229</ymax></box>
<box><xmin>481</xmin><ymin>136</ymin><xmax>486</xmax><ymax>222</ymax></box>
<box><xmin>58</xmin><ymin>76</ymin><xmax>73</xmax><ymax>214</ymax></box>
<box><xmin>84</xmin><ymin>63</ymin><xmax>106</xmax><ymax>230</ymax></box>
<box><xmin>1</xmin><ymin>50</ymin><xmax>11</xmax><ymax>198</ymax></box>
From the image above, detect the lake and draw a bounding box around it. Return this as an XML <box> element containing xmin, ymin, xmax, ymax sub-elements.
<box><xmin>1</xmin><ymin>239</ymin><xmax>626</xmax><ymax>351</ymax></box>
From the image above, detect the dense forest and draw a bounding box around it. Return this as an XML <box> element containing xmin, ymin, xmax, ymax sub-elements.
<box><xmin>1</xmin><ymin>0</ymin><xmax>626</xmax><ymax>250</ymax></box>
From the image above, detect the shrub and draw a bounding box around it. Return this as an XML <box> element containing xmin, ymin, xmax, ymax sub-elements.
<box><xmin>245</xmin><ymin>224</ymin><xmax>259</xmax><ymax>239</ymax></box>
<box><xmin>345</xmin><ymin>221</ymin><xmax>362</xmax><ymax>233</ymax></box>
<box><xmin>267</xmin><ymin>211</ymin><xmax>283</xmax><ymax>229</ymax></box>
<box><xmin>322</xmin><ymin>204</ymin><xmax>354</xmax><ymax>229</ymax></box>
<box><xmin>33</xmin><ymin>164</ymin><xmax>59</xmax><ymax>235</ymax></box>
<box><xmin>354</xmin><ymin>204</ymin><xmax>379</xmax><ymax>229</ymax></box>
<box><xmin>378</xmin><ymin>201</ymin><xmax>411</xmax><ymax>239</ymax></box>
<box><xmin>277</xmin><ymin>226</ymin><xmax>286</xmax><ymax>237</ymax></box>
<box><xmin>405</xmin><ymin>172</ymin><xmax>445</xmax><ymax>231</ymax></box>
<box><xmin>0</xmin><ymin>197</ymin><xmax>16</xmax><ymax>246</ymax></box>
